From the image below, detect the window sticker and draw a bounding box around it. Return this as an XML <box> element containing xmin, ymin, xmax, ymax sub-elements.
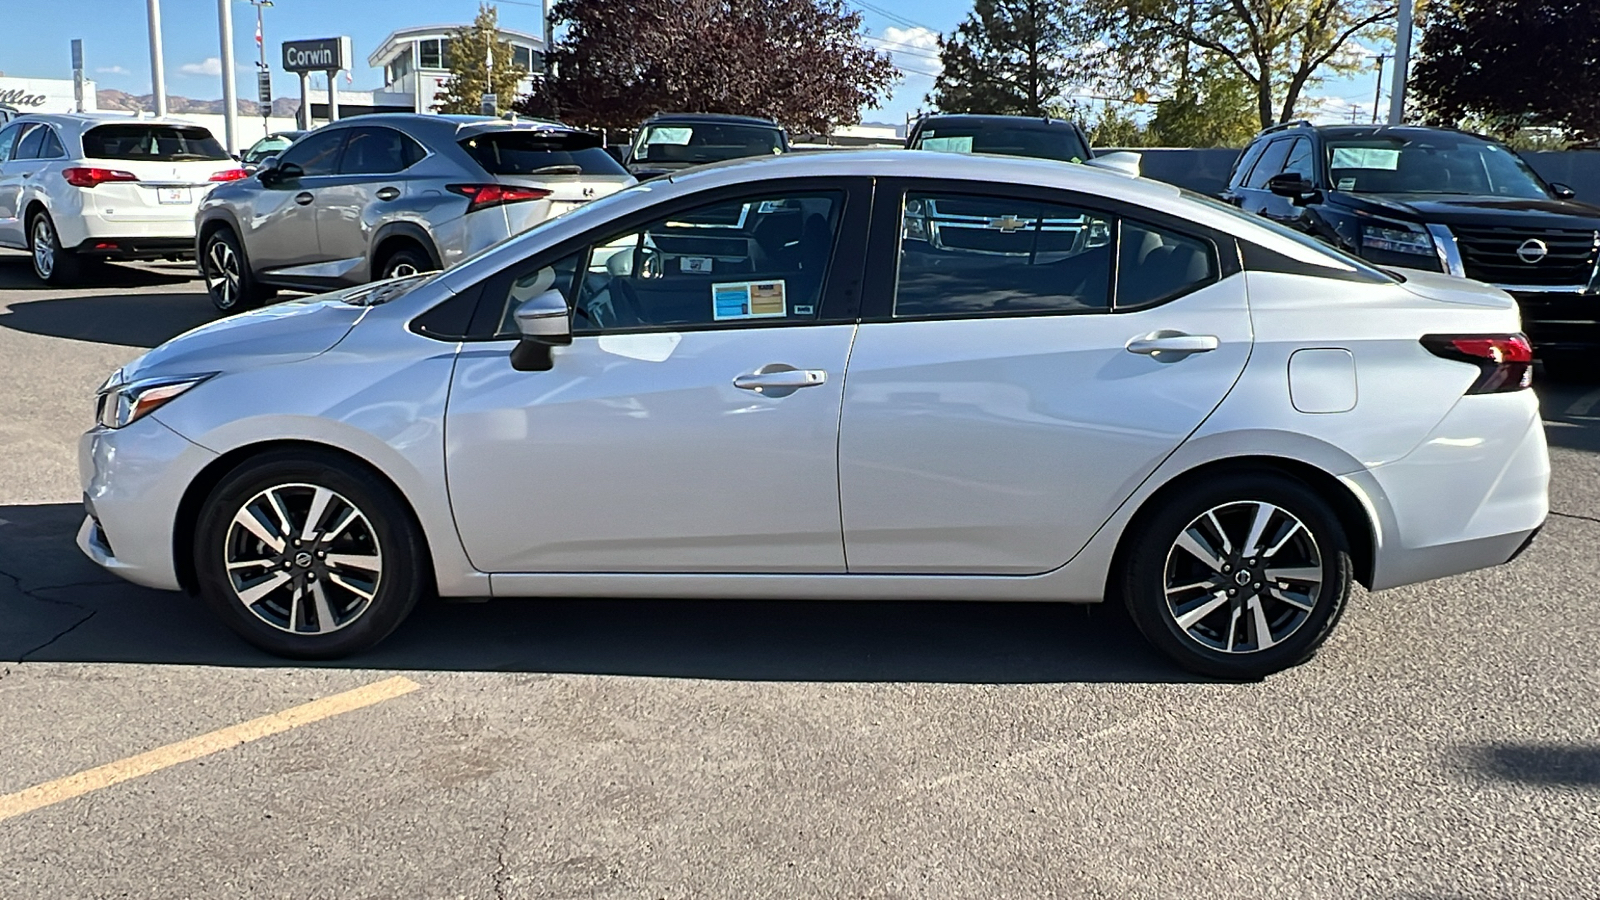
<box><xmin>680</xmin><ymin>256</ymin><xmax>714</xmax><ymax>274</ymax></box>
<box><xmin>793</xmin><ymin>304</ymin><xmax>815</xmax><ymax>316</ymax></box>
<box><xmin>1330</xmin><ymin>147</ymin><xmax>1400</xmax><ymax>170</ymax></box>
<box><xmin>645</xmin><ymin>127</ymin><xmax>693</xmax><ymax>145</ymax></box>
<box><xmin>1337</xmin><ymin>177</ymin><xmax>1357</xmax><ymax>190</ymax></box>
<box><xmin>921</xmin><ymin>135</ymin><xmax>974</xmax><ymax>153</ymax></box>
<box><xmin>713</xmin><ymin>280</ymin><xmax>787</xmax><ymax>320</ymax></box>
<box><xmin>757</xmin><ymin>200</ymin><xmax>784</xmax><ymax>213</ymax></box>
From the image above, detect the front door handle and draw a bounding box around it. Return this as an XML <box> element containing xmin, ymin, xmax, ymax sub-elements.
<box><xmin>294</xmin><ymin>191</ymin><xmax>314</xmax><ymax>205</ymax></box>
<box><xmin>375</xmin><ymin>187</ymin><xmax>400</xmax><ymax>201</ymax></box>
<box><xmin>1126</xmin><ymin>330</ymin><xmax>1219</xmax><ymax>362</ymax></box>
<box><xmin>733</xmin><ymin>363</ymin><xmax>827</xmax><ymax>397</ymax></box>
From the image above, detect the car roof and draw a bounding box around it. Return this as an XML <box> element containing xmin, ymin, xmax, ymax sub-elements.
<box><xmin>914</xmin><ymin>113</ymin><xmax>1081</xmax><ymax>130</ymax></box>
<box><xmin>643</xmin><ymin>112</ymin><xmax>783</xmax><ymax>129</ymax></box>
<box><xmin>1257</xmin><ymin>124</ymin><xmax>1490</xmax><ymax>142</ymax></box>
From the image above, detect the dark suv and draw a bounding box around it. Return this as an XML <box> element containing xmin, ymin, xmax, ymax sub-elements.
<box><xmin>1223</xmin><ymin>122</ymin><xmax>1600</xmax><ymax>370</ymax></box>
<box><xmin>624</xmin><ymin>113</ymin><xmax>789</xmax><ymax>180</ymax></box>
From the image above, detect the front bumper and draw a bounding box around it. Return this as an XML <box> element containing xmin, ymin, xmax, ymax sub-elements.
<box><xmin>1509</xmin><ymin>289</ymin><xmax>1600</xmax><ymax>353</ymax></box>
<box><xmin>78</xmin><ymin>415</ymin><xmax>218</xmax><ymax>592</ymax></box>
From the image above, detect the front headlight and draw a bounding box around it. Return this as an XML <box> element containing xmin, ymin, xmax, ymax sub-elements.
<box><xmin>95</xmin><ymin>373</ymin><xmax>215</xmax><ymax>429</ymax></box>
<box><xmin>1361</xmin><ymin>222</ymin><xmax>1434</xmax><ymax>256</ymax></box>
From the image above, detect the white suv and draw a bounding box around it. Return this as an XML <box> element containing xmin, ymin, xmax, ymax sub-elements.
<box><xmin>0</xmin><ymin>114</ymin><xmax>245</xmax><ymax>284</ymax></box>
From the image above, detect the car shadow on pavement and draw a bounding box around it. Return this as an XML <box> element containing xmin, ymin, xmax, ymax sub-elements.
<box><xmin>0</xmin><ymin>290</ymin><xmax>218</xmax><ymax>348</ymax></box>
<box><xmin>0</xmin><ymin>251</ymin><xmax>196</xmax><ymax>291</ymax></box>
<box><xmin>1456</xmin><ymin>743</ymin><xmax>1600</xmax><ymax>788</ymax></box>
<box><xmin>1538</xmin><ymin>379</ymin><xmax>1600</xmax><ymax>454</ymax></box>
<box><xmin>1</xmin><ymin>502</ymin><xmax>1199</xmax><ymax>685</ymax></box>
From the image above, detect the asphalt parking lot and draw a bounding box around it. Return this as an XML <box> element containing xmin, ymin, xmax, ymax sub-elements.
<box><xmin>1</xmin><ymin>249</ymin><xmax>1597</xmax><ymax>898</ymax></box>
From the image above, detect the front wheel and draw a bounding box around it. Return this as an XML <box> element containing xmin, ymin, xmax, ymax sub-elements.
<box><xmin>201</xmin><ymin>228</ymin><xmax>275</xmax><ymax>313</ymax></box>
<box><xmin>193</xmin><ymin>451</ymin><xmax>429</xmax><ymax>659</ymax></box>
<box><xmin>1120</xmin><ymin>472</ymin><xmax>1353</xmax><ymax>679</ymax></box>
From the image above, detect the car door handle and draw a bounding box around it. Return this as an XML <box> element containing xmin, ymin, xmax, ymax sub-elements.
<box><xmin>1126</xmin><ymin>331</ymin><xmax>1219</xmax><ymax>361</ymax></box>
<box><xmin>733</xmin><ymin>364</ymin><xmax>827</xmax><ymax>395</ymax></box>
<box><xmin>375</xmin><ymin>187</ymin><xmax>400</xmax><ymax>201</ymax></box>
<box><xmin>294</xmin><ymin>191</ymin><xmax>314</xmax><ymax>205</ymax></box>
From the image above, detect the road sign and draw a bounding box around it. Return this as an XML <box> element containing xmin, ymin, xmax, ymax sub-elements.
<box><xmin>257</xmin><ymin>70</ymin><xmax>273</xmax><ymax>108</ymax></box>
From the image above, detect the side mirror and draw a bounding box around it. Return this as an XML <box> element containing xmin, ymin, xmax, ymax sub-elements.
<box><xmin>1550</xmin><ymin>182</ymin><xmax>1577</xmax><ymax>200</ymax></box>
<box><xmin>262</xmin><ymin>160</ymin><xmax>301</xmax><ymax>185</ymax></box>
<box><xmin>1268</xmin><ymin>172</ymin><xmax>1318</xmax><ymax>201</ymax></box>
<box><xmin>509</xmin><ymin>288</ymin><xmax>572</xmax><ymax>372</ymax></box>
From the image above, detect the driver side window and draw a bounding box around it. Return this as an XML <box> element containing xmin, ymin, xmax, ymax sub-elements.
<box><xmin>278</xmin><ymin>129</ymin><xmax>345</xmax><ymax>176</ymax></box>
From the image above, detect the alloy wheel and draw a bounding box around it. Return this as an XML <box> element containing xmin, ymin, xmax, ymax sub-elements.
<box><xmin>387</xmin><ymin>261</ymin><xmax>418</xmax><ymax>278</ymax></box>
<box><xmin>224</xmin><ymin>483</ymin><xmax>383</xmax><ymax>635</ymax></box>
<box><xmin>204</xmin><ymin>238</ymin><xmax>241</xmax><ymax>309</ymax></box>
<box><xmin>32</xmin><ymin>218</ymin><xmax>54</xmax><ymax>279</ymax></box>
<box><xmin>1163</xmin><ymin>501</ymin><xmax>1323</xmax><ymax>654</ymax></box>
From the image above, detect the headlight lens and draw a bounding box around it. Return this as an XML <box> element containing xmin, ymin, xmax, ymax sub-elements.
<box><xmin>95</xmin><ymin>373</ymin><xmax>215</xmax><ymax>429</ymax></box>
<box><xmin>1361</xmin><ymin>223</ymin><xmax>1434</xmax><ymax>256</ymax></box>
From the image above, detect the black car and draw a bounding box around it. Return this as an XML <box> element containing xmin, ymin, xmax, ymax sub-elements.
<box><xmin>906</xmin><ymin>113</ymin><xmax>1093</xmax><ymax>164</ymax></box>
<box><xmin>1223</xmin><ymin>122</ymin><xmax>1600</xmax><ymax>371</ymax></box>
<box><xmin>624</xmin><ymin>113</ymin><xmax>788</xmax><ymax>180</ymax></box>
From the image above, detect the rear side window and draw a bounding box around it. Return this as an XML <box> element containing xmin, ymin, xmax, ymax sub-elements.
<box><xmin>895</xmin><ymin>192</ymin><xmax>1113</xmax><ymax>317</ymax></box>
<box><xmin>1118</xmin><ymin>221</ymin><xmax>1218</xmax><ymax>308</ymax></box>
<box><xmin>82</xmin><ymin>124</ymin><xmax>229</xmax><ymax>161</ymax></box>
<box><xmin>459</xmin><ymin>131</ymin><xmax>626</xmax><ymax>177</ymax></box>
<box><xmin>1244</xmin><ymin>139</ymin><xmax>1293</xmax><ymax>189</ymax></box>
<box><xmin>338</xmin><ymin>126</ymin><xmax>426</xmax><ymax>175</ymax></box>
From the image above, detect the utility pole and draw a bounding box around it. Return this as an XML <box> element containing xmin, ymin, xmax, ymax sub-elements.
<box><xmin>218</xmin><ymin>0</ymin><xmax>238</xmax><ymax>154</ymax></box>
<box><xmin>1368</xmin><ymin>53</ymin><xmax>1387</xmax><ymax>124</ymax></box>
<box><xmin>146</xmin><ymin>0</ymin><xmax>168</xmax><ymax>116</ymax></box>
<box><xmin>1388</xmin><ymin>0</ymin><xmax>1413</xmax><ymax>125</ymax></box>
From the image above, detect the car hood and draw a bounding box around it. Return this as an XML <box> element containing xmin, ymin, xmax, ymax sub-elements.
<box><xmin>1335</xmin><ymin>192</ymin><xmax>1600</xmax><ymax>228</ymax></box>
<box><xmin>122</xmin><ymin>292</ymin><xmax>370</xmax><ymax>383</ymax></box>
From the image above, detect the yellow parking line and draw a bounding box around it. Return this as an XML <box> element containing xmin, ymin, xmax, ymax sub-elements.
<box><xmin>0</xmin><ymin>675</ymin><xmax>420</xmax><ymax>823</ymax></box>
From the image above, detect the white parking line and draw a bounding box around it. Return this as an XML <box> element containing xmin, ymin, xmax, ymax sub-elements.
<box><xmin>1564</xmin><ymin>387</ymin><xmax>1600</xmax><ymax>417</ymax></box>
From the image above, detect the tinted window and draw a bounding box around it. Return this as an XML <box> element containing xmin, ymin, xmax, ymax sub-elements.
<box><xmin>37</xmin><ymin>127</ymin><xmax>66</xmax><ymax>159</ymax></box>
<box><xmin>460</xmin><ymin>130</ymin><xmax>626</xmax><ymax>176</ymax></box>
<box><xmin>1324</xmin><ymin>132</ymin><xmax>1548</xmax><ymax>198</ymax></box>
<box><xmin>895</xmin><ymin>192</ymin><xmax>1112</xmax><ymax>317</ymax></box>
<box><xmin>0</xmin><ymin>123</ymin><xmax>23</xmax><ymax>163</ymax></box>
<box><xmin>493</xmin><ymin>192</ymin><xmax>843</xmax><ymax>336</ymax></box>
<box><xmin>1118</xmin><ymin>221</ymin><xmax>1217</xmax><ymax>308</ymax></box>
<box><xmin>632</xmin><ymin>123</ymin><xmax>785</xmax><ymax>165</ymax></box>
<box><xmin>82</xmin><ymin>124</ymin><xmax>229</xmax><ymax>161</ymax></box>
<box><xmin>1281</xmin><ymin>138</ymin><xmax>1314</xmax><ymax>182</ymax></box>
<box><xmin>339</xmin><ymin>126</ymin><xmax>424</xmax><ymax>175</ymax></box>
<box><xmin>1228</xmin><ymin>141</ymin><xmax>1268</xmax><ymax>189</ymax></box>
<box><xmin>12</xmin><ymin>124</ymin><xmax>46</xmax><ymax>161</ymax></box>
<box><xmin>1244</xmin><ymin>139</ymin><xmax>1293</xmax><ymax>189</ymax></box>
<box><xmin>277</xmin><ymin>129</ymin><xmax>345</xmax><ymax>176</ymax></box>
<box><xmin>910</xmin><ymin>122</ymin><xmax>1090</xmax><ymax>164</ymax></box>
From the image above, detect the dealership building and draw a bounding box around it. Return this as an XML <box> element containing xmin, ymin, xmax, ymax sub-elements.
<box><xmin>0</xmin><ymin>75</ymin><xmax>96</xmax><ymax>114</ymax></box>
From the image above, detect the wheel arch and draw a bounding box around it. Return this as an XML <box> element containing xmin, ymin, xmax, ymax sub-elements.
<box><xmin>1107</xmin><ymin>455</ymin><xmax>1377</xmax><ymax>595</ymax></box>
<box><xmin>172</xmin><ymin>439</ymin><xmax>435</xmax><ymax>595</ymax></box>
<box><xmin>23</xmin><ymin>198</ymin><xmax>49</xmax><ymax>232</ymax></box>
<box><xmin>370</xmin><ymin>223</ymin><xmax>442</xmax><ymax>280</ymax></box>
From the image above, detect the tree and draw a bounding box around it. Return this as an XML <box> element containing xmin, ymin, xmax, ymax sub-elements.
<box><xmin>1089</xmin><ymin>0</ymin><xmax>1395</xmax><ymax>129</ymax></box>
<box><xmin>1147</xmin><ymin>54</ymin><xmax>1260</xmax><ymax>146</ymax></box>
<box><xmin>1413</xmin><ymin>0</ymin><xmax>1600</xmax><ymax>141</ymax></box>
<box><xmin>515</xmin><ymin>0</ymin><xmax>897</xmax><ymax>133</ymax></box>
<box><xmin>929</xmin><ymin>0</ymin><xmax>1088</xmax><ymax>116</ymax></box>
<box><xmin>1087</xmin><ymin>104</ymin><xmax>1156</xmax><ymax>146</ymax></box>
<box><xmin>434</xmin><ymin>4</ymin><xmax>528</xmax><ymax>115</ymax></box>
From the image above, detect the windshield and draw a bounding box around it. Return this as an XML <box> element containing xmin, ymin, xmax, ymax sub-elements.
<box><xmin>83</xmin><ymin>124</ymin><xmax>230</xmax><ymax>162</ymax></box>
<box><xmin>911</xmin><ymin>123</ymin><xmax>1089</xmax><ymax>164</ymax></box>
<box><xmin>1180</xmin><ymin>189</ymin><xmax>1398</xmax><ymax>283</ymax></box>
<box><xmin>244</xmin><ymin>135</ymin><xmax>297</xmax><ymax>164</ymax></box>
<box><xmin>460</xmin><ymin>130</ymin><xmax>627</xmax><ymax>177</ymax></box>
<box><xmin>632</xmin><ymin>123</ymin><xmax>785</xmax><ymax>165</ymax></box>
<box><xmin>1325</xmin><ymin>134</ymin><xmax>1549</xmax><ymax>199</ymax></box>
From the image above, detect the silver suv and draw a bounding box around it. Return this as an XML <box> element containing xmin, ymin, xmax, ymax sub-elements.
<box><xmin>196</xmin><ymin>114</ymin><xmax>633</xmax><ymax>312</ymax></box>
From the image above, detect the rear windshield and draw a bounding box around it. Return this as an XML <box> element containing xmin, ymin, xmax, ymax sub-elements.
<box><xmin>83</xmin><ymin>124</ymin><xmax>230</xmax><ymax>161</ymax></box>
<box><xmin>458</xmin><ymin>130</ymin><xmax>626</xmax><ymax>177</ymax></box>
<box><xmin>911</xmin><ymin>122</ymin><xmax>1090</xmax><ymax>164</ymax></box>
<box><xmin>632</xmin><ymin>123</ymin><xmax>786</xmax><ymax>165</ymax></box>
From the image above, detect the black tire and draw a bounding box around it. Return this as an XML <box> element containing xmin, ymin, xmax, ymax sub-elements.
<box><xmin>28</xmin><ymin>210</ymin><xmax>82</xmax><ymax>286</ymax></box>
<box><xmin>1120</xmin><ymin>472</ymin><xmax>1353</xmax><ymax>680</ymax></box>
<box><xmin>200</xmin><ymin>227</ymin><xmax>276</xmax><ymax>313</ymax></box>
<box><xmin>193</xmin><ymin>449</ymin><xmax>429</xmax><ymax>659</ymax></box>
<box><xmin>377</xmin><ymin>245</ymin><xmax>432</xmax><ymax>281</ymax></box>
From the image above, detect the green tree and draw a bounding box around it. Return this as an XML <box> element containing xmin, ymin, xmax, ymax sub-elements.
<box><xmin>930</xmin><ymin>0</ymin><xmax>1088</xmax><ymax>115</ymax></box>
<box><xmin>434</xmin><ymin>4</ymin><xmax>528</xmax><ymax>115</ymax></box>
<box><xmin>1090</xmin><ymin>0</ymin><xmax>1395</xmax><ymax>129</ymax></box>
<box><xmin>1147</xmin><ymin>55</ymin><xmax>1260</xmax><ymax>146</ymax></box>
<box><xmin>1087</xmin><ymin>104</ymin><xmax>1155</xmax><ymax>147</ymax></box>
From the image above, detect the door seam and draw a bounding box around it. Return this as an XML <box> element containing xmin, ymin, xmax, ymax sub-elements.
<box><xmin>834</xmin><ymin>323</ymin><xmax>859</xmax><ymax>572</ymax></box>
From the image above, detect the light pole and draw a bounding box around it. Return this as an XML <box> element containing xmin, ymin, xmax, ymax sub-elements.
<box><xmin>218</xmin><ymin>0</ymin><xmax>238</xmax><ymax>153</ymax></box>
<box><xmin>1388</xmin><ymin>0</ymin><xmax>1414</xmax><ymax>125</ymax></box>
<box><xmin>1368</xmin><ymin>53</ymin><xmax>1387</xmax><ymax>124</ymax></box>
<box><xmin>146</xmin><ymin>0</ymin><xmax>168</xmax><ymax>117</ymax></box>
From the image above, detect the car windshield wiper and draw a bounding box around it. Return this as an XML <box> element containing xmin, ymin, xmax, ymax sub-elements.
<box><xmin>521</xmin><ymin>164</ymin><xmax>583</xmax><ymax>176</ymax></box>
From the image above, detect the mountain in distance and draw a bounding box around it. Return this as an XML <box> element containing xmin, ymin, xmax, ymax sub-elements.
<box><xmin>96</xmin><ymin>88</ymin><xmax>300</xmax><ymax>118</ymax></box>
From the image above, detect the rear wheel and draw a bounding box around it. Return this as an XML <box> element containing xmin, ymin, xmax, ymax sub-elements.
<box><xmin>201</xmin><ymin>227</ymin><xmax>275</xmax><ymax>313</ymax></box>
<box><xmin>193</xmin><ymin>451</ymin><xmax>428</xmax><ymax>659</ymax></box>
<box><xmin>1121</xmin><ymin>472</ymin><xmax>1353</xmax><ymax>679</ymax></box>
<box><xmin>28</xmin><ymin>211</ymin><xmax>82</xmax><ymax>286</ymax></box>
<box><xmin>377</xmin><ymin>245</ymin><xmax>432</xmax><ymax>281</ymax></box>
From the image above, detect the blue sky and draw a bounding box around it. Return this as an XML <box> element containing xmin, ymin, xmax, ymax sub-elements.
<box><xmin>0</xmin><ymin>0</ymin><xmax>1384</xmax><ymax>126</ymax></box>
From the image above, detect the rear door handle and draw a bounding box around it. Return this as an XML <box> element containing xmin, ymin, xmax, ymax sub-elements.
<box><xmin>294</xmin><ymin>191</ymin><xmax>314</xmax><ymax>205</ymax></box>
<box><xmin>1126</xmin><ymin>331</ymin><xmax>1219</xmax><ymax>362</ymax></box>
<box><xmin>733</xmin><ymin>363</ymin><xmax>827</xmax><ymax>397</ymax></box>
<box><xmin>375</xmin><ymin>187</ymin><xmax>400</xmax><ymax>201</ymax></box>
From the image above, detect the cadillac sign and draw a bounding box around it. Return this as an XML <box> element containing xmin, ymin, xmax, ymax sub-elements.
<box><xmin>282</xmin><ymin>37</ymin><xmax>352</xmax><ymax>73</ymax></box>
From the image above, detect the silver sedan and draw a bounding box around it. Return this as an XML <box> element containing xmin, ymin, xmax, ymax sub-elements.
<box><xmin>80</xmin><ymin>151</ymin><xmax>1548</xmax><ymax>678</ymax></box>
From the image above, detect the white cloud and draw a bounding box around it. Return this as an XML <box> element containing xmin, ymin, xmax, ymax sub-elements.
<box><xmin>96</xmin><ymin>65</ymin><xmax>129</xmax><ymax>75</ymax></box>
<box><xmin>1305</xmin><ymin>95</ymin><xmax>1379</xmax><ymax>125</ymax></box>
<box><xmin>179</xmin><ymin>57</ymin><xmax>223</xmax><ymax>77</ymax></box>
<box><xmin>870</xmin><ymin>25</ymin><xmax>944</xmax><ymax>80</ymax></box>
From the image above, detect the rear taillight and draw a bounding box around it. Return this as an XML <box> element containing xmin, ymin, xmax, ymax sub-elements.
<box><xmin>446</xmin><ymin>183</ymin><xmax>552</xmax><ymax>212</ymax></box>
<box><xmin>63</xmin><ymin>167</ymin><xmax>139</xmax><ymax>188</ymax></box>
<box><xmin>209</xmin><ymin>168</ymin><xmax>249</xmax><ymax>182</ymax></box>
<box><xmin>1421</xmin><ymin>333</ymin><xmax>1534</xmax><ymax>394</ymax></box>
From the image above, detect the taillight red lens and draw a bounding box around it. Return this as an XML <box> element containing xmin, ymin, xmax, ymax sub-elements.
<box><xmin>446</xmin><ymin>183</ymin><xmax>553</xmax><ymax>212</ymax></box>
<box><xmin>63</xmin><ymin>167</ymin><xmax>139</xmax><ymax>188</ymax></box>
<box><xmin>209</xmin><ymin>168</ymin><xmax>249</xmax><ymax>182</ymax></box>
<box><xmin>1420</xmin><ymin>333</ymin><xmax>1534</xmax><ymax>394</ymax></box>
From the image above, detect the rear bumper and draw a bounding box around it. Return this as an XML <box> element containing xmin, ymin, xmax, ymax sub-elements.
<box><xmin>70</xmin><ymin>236</ymin><xmax>195</xmax><ymax>260</ymax></box>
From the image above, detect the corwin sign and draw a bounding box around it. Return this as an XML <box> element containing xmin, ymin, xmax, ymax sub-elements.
<box><xmin>282</xmin><ymin>37</ymin><xmax>351</xmax><ymax>73</ymax></box>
